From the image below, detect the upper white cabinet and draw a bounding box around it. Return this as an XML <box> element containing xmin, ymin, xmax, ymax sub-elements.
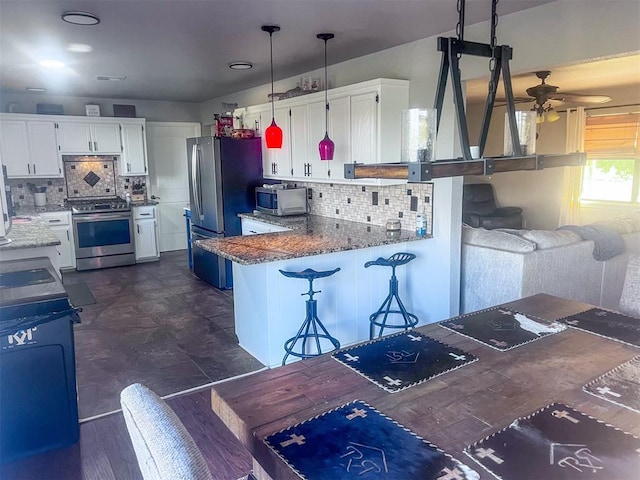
<box><xmin>0</xmin><ymin>116</ymin><xmax>62</xmax><ymax>178</ymax></box>
<box><xmin>235</xmin><ymin>78</ymin><xmax>409</xmax><ymax>185</ymax></box>
<box><xmin>58</xmin><ymin>121</ymin><xmax>122</xmax><ymax>154</ymax></box>
<box><xmin>0</xmin><ymin>114</ymin><xmax>148</xmax><ymax>178</ymax></box>
<box><xmin>120</xmin><ymin>122</ymin><xmax>148</xmax><ymax>175</ymax></box>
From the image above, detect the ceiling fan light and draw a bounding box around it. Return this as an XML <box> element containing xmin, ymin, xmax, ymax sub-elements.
<box><xmin>546</xmin><ymin>109</ymin><xmax>561</xmax><ymax>123</ymax></box>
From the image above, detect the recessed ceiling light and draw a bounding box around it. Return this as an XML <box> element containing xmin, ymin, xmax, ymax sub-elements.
<box><xmin>39</xmin><ymin>60</ymin><xmax>65</xmax><ymax>68</ymax></box>
<box><xmin>26</xmin><ymin>87</ymin><xmax>46</xmax><ymax>93</ymax></box>
<box><xmin>229</xmin><ymin>61</ymin><xmax>253</xmax><ymax>70</ymax></box>
<box><xmin>61</xmin><ymin>11</ymin><xmax>100</xmax><ymax>25</ymax></box>
<box><xmin>67</xmin><ymin>43</ymin><xmax>93</xmax><ymax>53</ymax></box>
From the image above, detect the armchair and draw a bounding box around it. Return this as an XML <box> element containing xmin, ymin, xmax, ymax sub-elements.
<box><xmin>462</xmin><ymin>183</ymin><xmax>523</xmax><ymax>230</ymax></box>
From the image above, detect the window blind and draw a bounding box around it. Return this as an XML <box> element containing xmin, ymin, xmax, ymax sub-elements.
<box><xmin>585</xmin><ymin>113</ymin><xmax>640</xmax><ymax>158</ymax></box>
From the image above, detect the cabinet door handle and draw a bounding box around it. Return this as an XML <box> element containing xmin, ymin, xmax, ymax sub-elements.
<box><xmin>89</xmin><ymin>141</ymin><xmax>93</xmax><ymax>152</ymax></box>
<box><xmin>140</xmin><ymin>213</ymin><xmax>151</xmax><ymax>216</ymax></box>
<box><xmin>94</xmin><ymin>141</ymin><xmax>98</xmax><ymax>151</ymax></box>
<box><xmin>66</xmin><ymin>230</ymin><xmax>70</xmax><ymax>241</ymax></box>
<box><xmin>127</xmin><ymin>163</ymin><xmax>131</xmax><ymax>172</ymax></box>
<box><xmin>33</xmin><ymin>164</ymin><xmax>36</xmax><ymax>175</ymax></box>
<box><xmin>308</xmin><ymin>163</ymin><xmax>311</xmax><ymax>176</ymax></box>
<box><xmin>48</xmin><ymin>219</ymin><xmax>61</xmax><ymax>223</ymax></box>
<box><xmin>27</xmin><ymin>164</ymin><xmax>31</xmax><ymax>174</ymax></box>
<box><xmin>137</xmin><ymin>224</ymin><xmax>140</xmax><ymax>234</ymax></box>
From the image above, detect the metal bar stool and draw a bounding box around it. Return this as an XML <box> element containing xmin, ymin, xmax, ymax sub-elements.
<box><xmin>279</xmin><ymin>267</ymin><xmax>341</xmax><ymax>366</ymax></box>
<box><xmin>365</xmin><ymin>252</ymin><xmax>419</xmax><ymax>339</ymax></box>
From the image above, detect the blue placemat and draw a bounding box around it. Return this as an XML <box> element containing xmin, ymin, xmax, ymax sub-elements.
<box><xmin>332</xmin><ymin>331</ymin><xmax>477</xmax><ymax>393</ymax></box>
<box><xmin>584</xmin><ymin>355</ymin><xmax>640</xmax><ymax>413</ymax></box>
<box><xmin>465</xmin><ymin>403</ymin><xmax>640</xmax><ymax>479</ymax></box>
<box><xmin>440</xmin><ymin>307</ymin><xmax>566</xmax><ymax>351</ymax></box>
<box><xmin>265</xmin><ymin>400</ymin><xmax>479</xmax><ymax>480</ymax></box>
<box><xmin>558</xmin><ymin>307</ymin><xmax>640</xmax><ymax>348</ymax></box>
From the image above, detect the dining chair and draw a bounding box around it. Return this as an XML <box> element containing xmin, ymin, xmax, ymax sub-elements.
<box><xmin>120</xmin><ymin>383</ymin><xmax>214</xmax><ymax>480</ymax></box>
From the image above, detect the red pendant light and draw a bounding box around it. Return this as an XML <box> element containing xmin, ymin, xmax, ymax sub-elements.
<box><xmin>317</xmin><ymin>33</ymin><xmax>335</xmax><ymax>161</ymax></box>
<box><xmin>262</xmin><ymin>25</ymin><xmax>283</xmax><ymax>149</ymax></box>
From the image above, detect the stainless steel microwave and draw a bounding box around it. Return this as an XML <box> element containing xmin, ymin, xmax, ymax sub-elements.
<box><xmin>255</xmin><ymin>186</ymin><xmax>308</xmax><ymax>216</ymax></box>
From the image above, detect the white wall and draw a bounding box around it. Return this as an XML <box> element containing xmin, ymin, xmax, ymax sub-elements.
<box><xmin>198</xmin><ymin>0</ymin><xmax>640</xmax><ymax>317</ymax></box>
<box><xmin>1</xmin><ymin>92</ymin><xmax>201</xmax><ymax>122</ymax></box>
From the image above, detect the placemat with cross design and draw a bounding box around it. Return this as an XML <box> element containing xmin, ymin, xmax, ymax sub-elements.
<box><xmin>583</xmin><ymin>355</ymin><xmax>640</xmax><ymax>413</ymax></box>
<box><xmin>439</xmin><ymin>307</ymin><xmax>566</xmax><ymax>351</ymax></box>
<box><xmin>332</xmin><ymin>331</ymin><xmax>477</xmax><ymax>393</ymax></box>
<box><xmin>264</xmin><ymin>400</ymin><xmax>479</xmax><ymax>480</ymax></box>
<box><xmin>557</xmin><ymin>307</ymin><xmax>640</xmax><ymax>348</ymax></box>
<box><xmin>465</xmin><ymin>403</ymin><xmax>640</xmax><ymax>479</ymax></box>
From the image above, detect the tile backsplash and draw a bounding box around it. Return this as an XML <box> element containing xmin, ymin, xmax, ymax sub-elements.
<box><xmin>8</xmin><ymin>160</ymin><xmax>146</xmax><ymax>207</ymax></box>
<box><xmin>296</xmin><ymin>181</ymin><xmax>434</xmax><ymax>235</ymax></box>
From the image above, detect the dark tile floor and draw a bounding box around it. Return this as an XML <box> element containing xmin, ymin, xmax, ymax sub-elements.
<box><xmin>63</xmin><ymin>250</ymin><xmax>265</xmax><ymax>419</ymax></box>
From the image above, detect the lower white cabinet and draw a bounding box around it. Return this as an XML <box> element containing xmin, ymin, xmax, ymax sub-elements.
<box><xmin>39</xmin><ymin>211</ymin><xmax>75</xmax><ymax>270</ymax></box>
<box><xmin>133</xmin><ymin>206</ymin><xmax>159</xmax><ymax>262</ymax></box>
<box><xmin>241</xmin><ymin>217</ymin><xmax>291</xmax><ymax>235</ymax></box>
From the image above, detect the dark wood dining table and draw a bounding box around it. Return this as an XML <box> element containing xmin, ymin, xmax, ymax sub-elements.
<box><xmin>211</xmin><ymin>294</ymin><xmax>640</xmax><ymax>479</ymax></box>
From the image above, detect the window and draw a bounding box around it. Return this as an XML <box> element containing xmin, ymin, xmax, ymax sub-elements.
<box><xmin>581</xmin><ymin>113</ymin><xmax>640</xmax><ymax>204</ymax></box>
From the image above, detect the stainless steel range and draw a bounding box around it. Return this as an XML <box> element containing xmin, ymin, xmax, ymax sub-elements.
<box><xmin>66</xmin><ymin>197</ymin><xmax>135</xmax><ymax>271</ymax></box>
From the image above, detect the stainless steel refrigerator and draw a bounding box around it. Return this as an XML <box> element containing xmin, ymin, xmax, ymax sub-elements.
<box><xmin>187</xmin><ymin>136</ymin><xmax>262</xmax><ymax>288</ymax></box>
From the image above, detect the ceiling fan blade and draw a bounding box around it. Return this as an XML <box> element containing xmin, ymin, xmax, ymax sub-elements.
<box><xmin>548</xmin><ymin>93</ymin><xmax>612</xmax><ymax>104</ymax></box>
<box><xmin>495</xmin><ymin>97</ymin><xmax>532</xmax><ymax>105</ymax></box>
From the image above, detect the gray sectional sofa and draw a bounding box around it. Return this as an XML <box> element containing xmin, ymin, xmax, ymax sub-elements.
<box><xmin>460</xmin><ymin>212</ymin><xmax>640</xmax><ymax>314</ymax></box>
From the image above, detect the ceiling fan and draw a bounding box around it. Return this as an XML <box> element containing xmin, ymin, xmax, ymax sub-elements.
<box><xmin>516</xmin><ymin>70</ymin><xmax>612</xmax><ymax>123</ymax></box>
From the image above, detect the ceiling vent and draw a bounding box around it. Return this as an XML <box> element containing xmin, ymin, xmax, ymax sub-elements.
<box><xmin>95</xmin><ymin>75</ymin><xmax>127</xmax><ymax>81</ymax></box>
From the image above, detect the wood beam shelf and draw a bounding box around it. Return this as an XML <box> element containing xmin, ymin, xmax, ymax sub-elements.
<box><xmin>343</xmin><ymin>153</ymin><xmax>587</xmax><ymax>183</ymax></box>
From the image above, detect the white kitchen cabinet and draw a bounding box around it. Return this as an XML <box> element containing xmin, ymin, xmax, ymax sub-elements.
<box><xmin>263</xmin><ymin>106</ymin><xmax>292</xmax><ymax>179</ymax></box>
<box><xmin>241</xmin><ymin>217</ymin><xmax>291</xmax><ymax>235</ymax></box>
<box><xmin>39</xmin><ymin>211</ymin><xmax>75</xmax><ymax>270</ymax></box>
<box><xmin>58</xmin><ymin>121</ymin><xmax>122</xmax><ymax>154</ymax></box>
<box><xmin>235</xmin><ymin>78</ymin><xmax>409</xmax><ymax>185</ymax></box>
<box><xmin>0</xmin><ymin>117</ymin><xmax>62</xmax><ymax>178</ymax></box>
<box><xmin>306</xmin><ymin>96</ymin><xmax>351</xmax><ymax>181</ymax></box>
<box><xmin>120</xmin><ymin>123</ymin><xmax>148</xmax><ymax>175</ymax></box>
<box><xmin>134</xmin><ymin>205</ymin><xmax>159</xmax><ymax>262</ymax></box>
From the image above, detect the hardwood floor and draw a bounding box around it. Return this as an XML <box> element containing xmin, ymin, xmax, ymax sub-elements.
<box><xmin>0</xmin><ymin>389</ymin><xmax>253</xmax><ymax>480</ymax></box>
<box><xmin>1</xmin><ymin>252</ymin><xmax>259</xmax><ymax>479</ymax></box>
<box><xmin>64</xmin><ymin>250</ymin><xmax>264</xmax><ymax>419</ymax></box>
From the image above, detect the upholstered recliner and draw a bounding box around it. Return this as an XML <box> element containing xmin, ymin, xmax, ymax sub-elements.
<box><xmin>120</xmin><ymin>383</ymin><xmax>214</xmax><ymax>480</ymax></box>
<box><xmin>462</xmin><ymin>183</ymin><xmax>523</xmax><ymax>230</ymax></box>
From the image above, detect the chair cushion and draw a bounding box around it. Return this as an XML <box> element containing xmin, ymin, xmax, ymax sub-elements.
<box><xmin>462</xmin><ymin>225</ymin><xmax>536</xmax><ymax>253</ymax></box>
<box><xmin>120</xmin><ymin>383</ymin><xmax>214</xmax><ymax>480</ymax></box>
<box><xmin>619</xmin><ymin>253</ymin><xmax>640</xmax><ymax>317</ymax></box>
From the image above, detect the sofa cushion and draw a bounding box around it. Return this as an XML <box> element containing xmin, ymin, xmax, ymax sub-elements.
<box><xmin>595</xmin><ymin>210</ymin><xmax>640</xmax><ymax>234</ymax></box>
<box><xmin>120</xmin><ymin>383</ymin><xmax>214</xmax><ymax>480</ymax></box>
<box><xmin>619</xmin><ymin>253</ymin><xmax>640</xmax><ymax>317</ymax></box>
<box><xmin>462</xmin><ymin>225</ymin><xmax>536</xmax><ymax>253</ymax></box>
<box><xmin>522</xmin><ymin>230</ymin><xmax>582</xmax><ymax>250</ymax></box>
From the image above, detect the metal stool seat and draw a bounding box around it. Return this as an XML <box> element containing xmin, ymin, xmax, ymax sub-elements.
<box><xmin>279</xmin><ymin>267</ymin><xmax>341</xmax><ymax>365</ymax></box>
<box><xmin>365</xmin><ymin>252</ymin><xmax>418</xmax><ymax>339</ymax></box>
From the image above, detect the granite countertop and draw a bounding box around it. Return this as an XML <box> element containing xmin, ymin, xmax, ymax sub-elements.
<box><xmin>15</xmin><ymin>205</ymin><xmax>71</xmax><ymax>215</ymax></box>
<box><xmin>0</xmin><ymin>216</ymin><xmax>61</xmax><ymax>251</ymax></box>
<box><xmin>196</xmin><ymin>214</ymin><xmax>430</xmax><ymax>265</ymax></box>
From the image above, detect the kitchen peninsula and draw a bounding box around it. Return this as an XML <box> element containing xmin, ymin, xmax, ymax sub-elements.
<box><xmin>196</xmin><ymin>214</ymin><xmax>432</xmax><ymax>367</ymax></box>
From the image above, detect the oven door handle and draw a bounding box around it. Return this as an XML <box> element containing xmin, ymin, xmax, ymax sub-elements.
<box><xmin>73</xmin><ymin>213</ymin><xmax>132</xmax><ymax>222</ymax></box>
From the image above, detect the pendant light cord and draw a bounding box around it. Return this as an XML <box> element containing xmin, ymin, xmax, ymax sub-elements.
<box><xmin>324</xmin><ymin>38</ymin><xmax>329</xmax><ymax>134</ymax></box>
<box><xmin>270</xmin><ymin>32</ymin><xmax>275</xmax><ymax>120</ymax></box>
